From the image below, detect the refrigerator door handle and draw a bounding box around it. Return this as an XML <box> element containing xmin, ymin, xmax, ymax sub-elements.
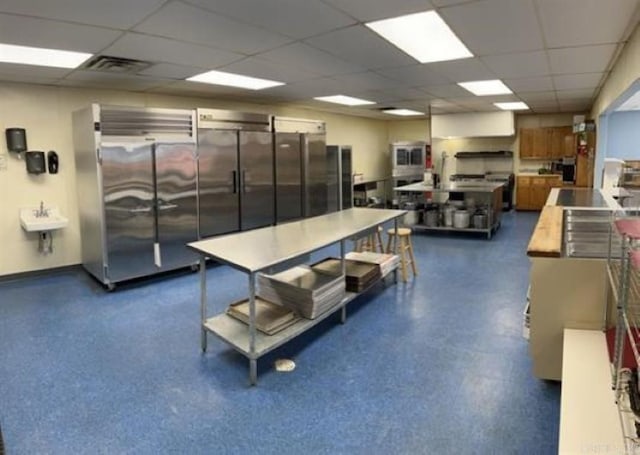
<box><xmin>232</xmin><ymin>170</ymin><xmax>237</xmax><ymax>194</ymax></box>
<box><xmin>154</xmin><ymin>242</ymin><xmax>162</xmax><ymax>268</ymax></box>
<box><xmin>157</xmin><ymin>199</ymin><xmax>179</xmax><ymax>211</ymax></box>
<box><xmin>129</xmin><ymin>206</ymin><xmax>153</xmax><ymax>214</ymax></box>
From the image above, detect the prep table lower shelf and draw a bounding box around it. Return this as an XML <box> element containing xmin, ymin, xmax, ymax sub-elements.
<box><xmin>203</xmin><ymin>277</ymin><xmax>389</xmax><ymax>359</ymax></box>
<box><xmin>410</xmin><ymin>222</ymin><xmax>501</xmax><ymax>238</ymax></box>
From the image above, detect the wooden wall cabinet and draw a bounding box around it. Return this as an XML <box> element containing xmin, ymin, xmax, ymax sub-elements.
<box><xmin>516</xmin><ymin>175</ymin><xmax>562</xmax><ymax>210</ymax></box>
<box><xmin>520</xmin><ymin>127</ymin><xmax>575</xmax><ymax>160</ymax></box>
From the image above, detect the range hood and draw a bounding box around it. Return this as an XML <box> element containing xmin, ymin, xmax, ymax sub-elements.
<box><xmin>432</xmin><ymin>111</ymin><xmax>515</xmax><ymax>138</ymax></box>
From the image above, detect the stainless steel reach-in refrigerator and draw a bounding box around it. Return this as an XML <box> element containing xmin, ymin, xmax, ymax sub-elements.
<box><xmin>196</xmin><ymin>108</ymin><xmax>275</xmax><ymax>237</ymax></box>
<box><xmin>73</xmin><ymin>105</ymin><xmax>199</xmax><ymax>289</ymax></box>
<box><xmin>273</xmin><ymin>117</ymin><xmax>327</xmax><ymax>222</ymax></box>
<box><xmin>326</xmin><ymin>145</ymin><xmax>353</xmax><ymax>213</ymax></box>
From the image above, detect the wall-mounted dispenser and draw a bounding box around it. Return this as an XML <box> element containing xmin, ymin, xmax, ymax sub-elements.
<box><xmin>47</xmin><ymin>150</ymin><xmax>59</xmax><ymax>174</ymax></box>
<box><xmin>25</xmin><ymin>151</ymin><xmax>45</xmax><ymax>174</ymax></box>
<box><xmin>5</xmin><ymin>128</ymin><xmax>27</xmax><ymax>153</ymax></box>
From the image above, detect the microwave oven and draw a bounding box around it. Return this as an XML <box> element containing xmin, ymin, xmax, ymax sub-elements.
<box><xmin>391</xmin><ymin>142</ymin><xmax>426</xmax><ymax>177</ymax></box>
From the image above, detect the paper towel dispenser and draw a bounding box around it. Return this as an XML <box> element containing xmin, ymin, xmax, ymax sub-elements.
<box><xmin>26</xmin><ymin>151</ymin><xmax>46</xmax><ymax>174</ymax></box>
<box><xmin>5</xmin><ymin>128</ymin><xmax>27</xmax><ymax>153</ymax></box>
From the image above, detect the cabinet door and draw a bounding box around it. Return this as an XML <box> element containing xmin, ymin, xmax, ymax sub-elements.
<box><xmin>549</xmin><ymin>128</ymin><xmax>564</xmax><ymax>159</ymax></box>
<box><xmin>531</xmin><ymin>177</ymin><xmax>550</xmax><ymax>209</ymax></box>
<box><xmin>519</xmin><ymin>128</ymin><xmax>534</xmax><ymax>159</ymax></box>
<box><xmin>533</xmin><ymin>128</ymin><xmax>550</xmax><ymax>159</ymax></box>
<box><xmin>563</xmin><ymin>128</ymin><xmax>575</xmax><ymax>157</ymax></box>
<box><xmin>516</xmin><ymin>177</ymin><xmax>531</xmax><ymax>210</ymax></box>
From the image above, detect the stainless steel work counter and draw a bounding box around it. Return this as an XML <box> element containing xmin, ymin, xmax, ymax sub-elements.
<box><xmin>189</xmin><ymin>208</ymin><xmax>406</xmax><ymax>273</ymax></box>
<box><xmin>393</xmin><ymin>181</ymin><xmax>504</xmax><ymax>193</ymax></box>
<box><xmin>188</xmin><ymin>208</ymin><xmax>407</xmax><ymax>385</ymax></box>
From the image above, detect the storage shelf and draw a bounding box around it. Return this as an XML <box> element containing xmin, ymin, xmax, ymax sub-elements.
<box><xmin>411</xmin><ymin>223</ymin><xmax>500</xmax><ymax>239</ymax></box>
<box><xmin>203</xmin><ymin>269</ymin><xmax>395</xmax><ymax>360</ymax></box>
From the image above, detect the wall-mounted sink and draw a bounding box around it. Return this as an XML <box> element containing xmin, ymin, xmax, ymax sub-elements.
<box><xmin>20</xmin><ymin>206</ymin><xmax>69</xmax><ymax>232</ymax></box>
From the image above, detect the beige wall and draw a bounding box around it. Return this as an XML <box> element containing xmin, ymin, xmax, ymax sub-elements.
<box><xmin>0</xmin><ymin>82</ymin><xmax>389</xmax><ymax>277</ymax></box>
<box><xmin>592</xmin><ymin>24</ymin><xmax>640</xmax><ymax>119</ymax></box>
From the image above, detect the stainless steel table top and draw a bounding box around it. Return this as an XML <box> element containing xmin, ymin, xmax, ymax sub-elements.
<box><xmin>188</xmin><ymin>208</ymin><xmax>407</xmax><ymax>274</ymax></box>
<box><xmin>393</xmin><ymin>181</ymin><xmax>504</xmax><ymax>193</ymax></box>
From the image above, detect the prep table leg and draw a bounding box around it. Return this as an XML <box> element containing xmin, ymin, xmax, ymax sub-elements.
<box><xmin>249</xmin><ymin>273</ymin><xmax>258</xmax><ymax>386</ymax></box>
<box><xmin>200</xmin><ymin>255</ymin><xmax>208</xmax><ymax>353</ymax></box>
<box><xmin>393</xmin><ymin>218</ymin><xmax>399</xmax><ymax>284</ymax></box>
<box><xmin>340</xmin><ymin>239</ymin><xmax>347</xmax><ymax>324</ymax></box>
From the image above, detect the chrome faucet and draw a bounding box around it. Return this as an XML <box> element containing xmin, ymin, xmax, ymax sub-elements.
<box><xmin>33</xmin><ymin>201</ymin><xmax>49</xmax><ymax>218</ymax></box>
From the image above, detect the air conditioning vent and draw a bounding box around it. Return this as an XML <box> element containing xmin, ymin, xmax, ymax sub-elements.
<box><xmin>81</xmin><ymin>55</ymin><xmax>153</xmax><ymax>74</ymax></box>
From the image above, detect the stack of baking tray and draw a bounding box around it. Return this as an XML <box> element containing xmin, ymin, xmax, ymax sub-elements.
<box><xmin>345</xmin><ymin>251</ymin><xmax>400</xmax><ymax>276</ymax></box>
<box><xmin>226</xmin><ymin>297</ymin><xmax>300</xmax><ymax>336</ymax></box>
<box><xmin>311</xmin><ymin>258</ymin><xmax>381</xmax><ymax>293</ymax></box>
<box><xmin>257</xmin><ymin>266</ymin><xmax>346</xmax><ymax>319</ymax></box>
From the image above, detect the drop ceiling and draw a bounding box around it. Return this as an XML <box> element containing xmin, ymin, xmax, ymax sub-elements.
<box><xmin>0</xmin><ymin>0</ymin><xmax>638</xmax><ymax>118</ymax></box>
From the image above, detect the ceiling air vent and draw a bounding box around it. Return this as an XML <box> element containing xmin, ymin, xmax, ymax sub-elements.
<box><xmin>81</xmin><ymin>55</ymin><xmax>153</xmax><ymax>74</ymax></box>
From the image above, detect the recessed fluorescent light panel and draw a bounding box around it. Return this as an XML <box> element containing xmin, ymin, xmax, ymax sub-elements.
<box><xmin>187</xmin><ymin>70</ymin><xmax>284</xmax><ymax>90</ymax></box>
<box><xmin>0</xmin><ymin>43</ymin><xmax>91</xmax><ymax>69</ymax></box>
<box><xmin>314</xmin><ymin>95</ymin><xmax>375</xmax><ymax>106</ymax></box>
<box><xmin>494</xmin><ymin>102</ymin><xmax>529</xmax><ymax>111</ymax></box>
<box><xmin>383</xmin><ymin>108</ymin><xmax>425</xmax><ymax>116</ymax></box>
<box><xmin>458</xmin><ymin>80</ymin><xmax>512</xmax><ymax>96</ymax></box>
<box><xmin>366</xmin><ymin>11</ymin><xmax>472</xmax><ymax>64</ymax></box>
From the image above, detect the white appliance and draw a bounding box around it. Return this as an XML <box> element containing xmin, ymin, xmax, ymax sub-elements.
<box><xmin>602</xmin><ymin>158</ymin><xmax>625</xmax><ymax>190</ymax></box>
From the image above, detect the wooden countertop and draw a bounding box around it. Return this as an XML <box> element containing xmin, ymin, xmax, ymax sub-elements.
<box><xmin>527</xmin><ymin>205</ymin><xmax>563</xmax><ymax>258</ymax></box>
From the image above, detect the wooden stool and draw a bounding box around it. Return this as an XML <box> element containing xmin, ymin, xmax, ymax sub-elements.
<box><xmin>355</xmin><ymin>226</ymin><xmax>384</xmax><ymax>253</ymax></box>
<box><xmin>385</xmin><ymin>228</ymin><xmax>417</xmax><ymax>282</ymax></box>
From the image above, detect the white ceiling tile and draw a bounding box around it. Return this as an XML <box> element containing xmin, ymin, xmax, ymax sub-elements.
<box><xmin>432</xmin><ymin>0</ymin><xmax>481</xmax><ymax>6</ymax></box>
<box><xmin>0</xmin><ymin>62</ymin><xmax>72</xmax><ymax>80</ymax></box>
<box><xmin>548</xmin><ymin>44</ymin><xmax>618</xmax><ymax>75</ymax></box>
<box><xmin>376</xmin><ymin>87</ymin><xmax>435</xmax><ymax>101</ymax></box>
<box><xmin>328</xmin><ymin>71</ymin><xmax>401</xmax><ymax>91</ymax></box>
<box><xmin>60</xmin><ymin>71</ymin><xmax>168</xmax><ymax>90</ymax></box>
<box><xmin>481</xmin><ymin>51</ymin><xmax>550</xmax><ymax>79</ymax></box>
<box><xmin>149</xmin><ymin>80</ymin><xmax>250</xmax><ymax>97</ymax></box>
<box><xmin>218</xmin><ymin>57</ymin><xmax>318</xmax><ymax>83</ymax></box>
<box><xmin>134</xmin><ymin>2</ymin><xmax>292</xmax><ymax>55</ymax></box>
<box><xmin>553</xmin><ymin>73</ymin><xmax>605</xmax><ymax>90</ymax></box>
<box><xmin>450</xmin><ymin>94</ymin><xmax>519</xmax><ymax>104</ymax></box>
<box><xmin>262</xmin><ymin>77</ymin><xmax>348</xmax><ymax>99</ymax></box>
<box><xmin>138</xmin><ymin>63</ymin><xmax>205</xmax><ymax>80</ymax></box>
<box><xmin>440</xmin><ymin>0</ymin><xmax>544</xmax><ymax>55</ymax></box>
<box><xmin>257</xmin><ymin>43</ymin><xmax>364</xmax><ymax>77</ymax></box>
<box><xmin>102</xmin><ymin>33</ymin><xmax>244</xmax><ymax>69</ymax></box>
<box><xmin>503</xmin><ymin>76</ymin><xmax>554</xmax><ymax>92</ymax></box>
<box><xmin>0</xmin><ymin>13</ymin><xmax>122</xmax><ymax>53</ymax></box>
<box><xmin>321</xmin><ymin>0</ymin><xmax>434</xmax><ymax>22</ymax></box>
<box><xmin>0</xmin><ymin>0</ymin><xmax>165</xmax><ymax>29</ymax></box>
<box><xmin>184</xmin><ymin>0</ymin><xmax>356</xmax><ymax>39</ymax></box>
<box><xmin>536</xmin><ymin>0</ymin><xmax>640</xmax><ymax>47</ymax></box>
<box><xmin>422</xmin><ymin>84</ymin><xmax>470</xmax><ymax>98</ymax></box>
<box><xmin>558</xmin><ymin>101</ymin><xmax>591</xmax><ymax>113</ymax></box>
<box><xmin>430</xmin><ymin>58</ymin><xmax>496</xmax><ymax>83</ymax></box>
<box><xmin>0</xmin><ymin>73</ymin><xmax>59</xmax><ymax>85</ymax></box>
<box><xmin>555</xmin><ymin>88</ymin><xmax>596</xmax><ymax>101</ymax></box>
<box><xmin>305</xmin><ymin>25</ymin><xmax>416</xmax><ymax>69</ymax></box>
<box><xmin>517</xmin><ymin>91</ymin><xmax>557</xmax><ymax>102</ymax></box>
<box><xmin>376</xmin><ymin>65</ymin><xmax>450</xmax><ymax>87</ymax></box>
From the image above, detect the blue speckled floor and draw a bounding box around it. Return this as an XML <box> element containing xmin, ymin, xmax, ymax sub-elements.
<box><xmin>0</xmin><ymin>211</ymin><xmax>559</xmax><ymax>454</ymax></box>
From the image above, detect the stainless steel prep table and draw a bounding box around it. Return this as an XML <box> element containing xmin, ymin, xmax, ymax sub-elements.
<box><xmin>393</xmin><ymin>181</ymin><xmax>504</xmax><ymax>239</ymax></box>
<box><xmin>188</xmin><ymin>207</ymin><xmax>407</xmax><ymax>385</ymax></box>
